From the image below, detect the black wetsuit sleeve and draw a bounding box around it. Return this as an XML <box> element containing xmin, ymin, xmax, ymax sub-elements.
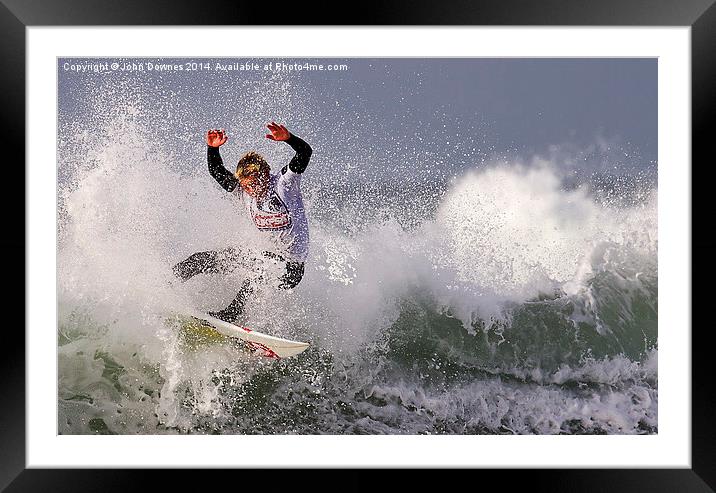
<box><xmin>207</xmin><ymin>146</ymin><xmax>238</xmax><ymax>192</ymax></box>
<box><xmin>281</xmin><ymin>133</ymin><xmax>313</xmax><ymax>175</ymax></box>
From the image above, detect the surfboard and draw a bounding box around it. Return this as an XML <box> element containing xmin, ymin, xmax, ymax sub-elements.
<box><xmin>175</xmin><ymin>309</ymin><xmax>309</xmax><ymax>359</ymax></box>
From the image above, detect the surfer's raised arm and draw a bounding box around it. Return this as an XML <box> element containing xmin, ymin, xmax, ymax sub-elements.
<box><xmin>265</xmin><ymin>122</ymin><xmax>312</xmax><ymax>174</ymax></box>
<box><xmin>206</xmin><ymin>129</ymin><xmax>239</xmax><ymax>192</ymax></box>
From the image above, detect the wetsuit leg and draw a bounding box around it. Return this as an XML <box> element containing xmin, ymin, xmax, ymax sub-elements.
<box><xmin>207</xmin><ymin>256</ymin><xmax>303</xmax><ymax>324</ymax></box>
<box><xmin>260</xmin><ymin>251</ymin><xmax>303</xmax><ymax>288</ymax></box>
<box><xmin>279</xmin><ymin>261</ymin><xmax>305</xmax><ymax>289</ymax></box>
<box><xmin>208</xmin><ymin>278</ymin><xmax>254</xmax><ymax>323</ymax></box>
<box><xmin>172</xmin><ymin>248</ymin><xmax>240</xmax><ymax>281</ymax></box>
<box><xmin>172</xmin><ymin>250</ymin><xmax>220</xmax><ymax>281</ymax></box>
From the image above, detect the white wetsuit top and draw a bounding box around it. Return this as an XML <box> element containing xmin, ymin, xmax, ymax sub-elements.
<box><xmin>206</xmin><ymin>133</ymin><xmax>312</xmax><ymax>263</ymax></box>
<box><xmin>235</xmin><ymin>168</ymin><xmax>309</xmax><ymax>262</ymax></box>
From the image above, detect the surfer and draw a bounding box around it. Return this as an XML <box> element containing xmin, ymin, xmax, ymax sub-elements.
<box><xmin>172</xmin><ymin>122</ymin><xmax>312</xmax><ymax>323</ymax></box>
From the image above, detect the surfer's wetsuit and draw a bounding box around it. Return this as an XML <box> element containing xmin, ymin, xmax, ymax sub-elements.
<box><xmin>173</xmin><ymin>133</ymin><xmax>312</xmax><ymax>323</ymax></box>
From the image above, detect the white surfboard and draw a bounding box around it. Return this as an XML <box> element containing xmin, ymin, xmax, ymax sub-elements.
<box><xmin>181</xmin><ymin>308</ymin><xmax>309</xmax><ymax>359</ymax></box>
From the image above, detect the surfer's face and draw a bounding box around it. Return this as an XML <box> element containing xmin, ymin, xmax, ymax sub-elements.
<box><xmin>240</xmin><ymin>169</ymin><xmax>269</xmax><ymax>198</ymax></box>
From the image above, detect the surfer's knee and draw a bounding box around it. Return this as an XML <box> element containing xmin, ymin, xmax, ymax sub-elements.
<box><xmin>279</xmin><ymin>261</ymin><xmax>304</xmax><ymax>289</ymax></box>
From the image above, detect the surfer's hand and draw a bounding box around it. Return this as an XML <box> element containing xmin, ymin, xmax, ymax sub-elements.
<box><xmin>206</xmin><ymin>129</ymin><xmax>228</xmax><ymax>147</ymax></box>
<box><xmin>265</xmin><ymin>122</ymin><xmax>290</xmax><ymax>141</ymax></box>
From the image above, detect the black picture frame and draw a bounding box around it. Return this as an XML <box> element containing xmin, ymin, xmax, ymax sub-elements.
<box><xmin>4</xmin><ymin>0</ymin><xmax>714</xmax><ymax>490</ymax></box>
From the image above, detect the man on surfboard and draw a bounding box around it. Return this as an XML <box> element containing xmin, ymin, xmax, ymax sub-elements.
<box><xmin>172</xmin><ymin>122</ymin><xmax>312</xmax><ymax>323</ymax></box>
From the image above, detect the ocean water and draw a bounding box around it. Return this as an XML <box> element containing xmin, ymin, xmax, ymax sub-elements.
<box><xmin>57</xmin><ymin>68</ymin><xmax>657</xmax><ymax>436</ymax></box>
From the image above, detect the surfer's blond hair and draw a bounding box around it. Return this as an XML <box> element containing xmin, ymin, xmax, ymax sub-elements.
<box><xmin>235</xmin><ymin>151</ymin><xmax>269</xmax><ymax>179</ymax></box>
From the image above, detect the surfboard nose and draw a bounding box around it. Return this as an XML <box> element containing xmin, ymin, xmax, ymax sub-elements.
<box><xmin>176</xmin><ymin>308</ymin><xmax>310</xmax><ymax>359</ymax></box>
